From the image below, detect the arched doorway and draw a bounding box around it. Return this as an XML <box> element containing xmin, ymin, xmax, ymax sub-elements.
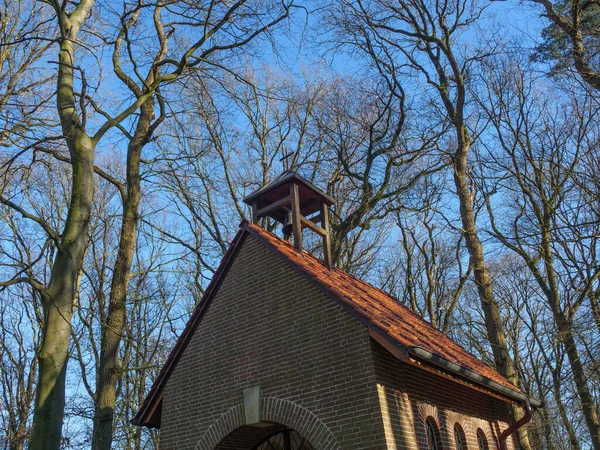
<box><xmin>194</xmin><ymin>398</ymin><xmax>340</xmax><ymax>450</ymax></box>
<box><xmin>215</xmin><ymin>422</ymin><xmax>314</xmax><ymax>450</ymax></box>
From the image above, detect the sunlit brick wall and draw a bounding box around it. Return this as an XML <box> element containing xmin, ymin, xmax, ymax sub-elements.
<box><xmin>159</xmin><ymin>235</ymin><xmax>388</xmax><ymax>449</ymax></box>
<box><xmin>371</xmin><ymin>340</ymin><xmax>519</xmax><ymax>450</ymax></box>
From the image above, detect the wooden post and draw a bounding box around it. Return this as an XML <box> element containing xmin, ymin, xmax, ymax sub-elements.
<box><xmin>290</xmin><ymin>183</ymin><xmax>303</xmax><ymax>253</ymax></box>
<box><xmin>251</xmin><ymin>201</ymin><xmax>259</xmax><ymax>224</ymax></box>
<box><xmin>321</xmin><ymin>203</ymin><xmax>332</xmax><ymax>268</ymax></box>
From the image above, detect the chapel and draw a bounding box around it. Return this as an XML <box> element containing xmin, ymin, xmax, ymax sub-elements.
<box><xmin>132</xmin><ymin>171</ymin><xmax>540</xmax><ymax>450</ymax></box>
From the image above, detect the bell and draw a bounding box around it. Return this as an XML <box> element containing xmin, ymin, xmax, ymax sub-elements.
<box><xmin>242</xmin><ymin>171</ymin><xmax>334</xmax><ymax>266</ymax></box>
<box><xmin>282</xmin><ymin>211</ymin><xmax>293</xmax><ymax>240</ymax></box>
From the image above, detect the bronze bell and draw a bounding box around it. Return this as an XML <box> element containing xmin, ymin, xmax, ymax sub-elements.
<box><xmin>282</xmin><ymin>210</ymin><xmax>293</xmax><ymax>240</ymax></box>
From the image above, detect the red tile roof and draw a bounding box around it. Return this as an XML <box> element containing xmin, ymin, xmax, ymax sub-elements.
<box><xmin>132</xmin><ymin>220</ymin><xmax>524</xmax><ymax>428</ymax></box>
<box><xmin>245</xmin><ymin>221</ymin><xmax>518</xmax><ymax>391</ymax></box>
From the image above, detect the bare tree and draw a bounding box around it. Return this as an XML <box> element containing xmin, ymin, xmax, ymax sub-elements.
<box><xmin>494</xmin><ymin>255</ymin><xmax>582</xmax><ymax>450</ymax></box>
<box><xmin>89</xmin><ymin>3</ymin><xmax>295</xmax><ymax>449</ymax></box>
<box><xmin>380</xmin><ymin>179</ymin><xmax>471</xmax><ymax>333</ymax></box>
<box><xmin>0</xmin><ymin>0</ymin><xmax>54</xmax><ymax>146</ymax></box>
<box><xmin>67</xmin><ymin>186</ymin><xmax>179</xmax><ymax>449</ymax></box>
<box><xmin>0</xmin><ymin>285</ymin><xmax>42</xmax><ymax>450</ymax></box>
<box><xmin>475</xmin><ymin>55</ymin><xmax>600</xmax><ymax>448</ymax></box>
<box><xmin>0</xmin><ymin>152</ymin><xmax>69</xmax><ymax>448</ymax></box>
<box><xmin>329</xmin><ymin>1</ymin><xmax>533</xmax><ymax>446</ymax></box>
<box><xmin>312</xmin><ymin>79</ymin><xmax>443</xmax><ymax>272</ymax></box>
<box><xmin>0</xmin><ymin>0</ymin><xmax>295</xmax><ymax>447</ymax></box>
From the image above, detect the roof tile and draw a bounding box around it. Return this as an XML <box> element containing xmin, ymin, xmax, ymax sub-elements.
<box><xmin>133</xmin><ymin>220</ymin><xmax>520</xmax><ymax>428</ymax></box>
<box><xmin>246</xmin><ymin>221</ymin><xmax>517</xmax><ymax>391</ymax></box>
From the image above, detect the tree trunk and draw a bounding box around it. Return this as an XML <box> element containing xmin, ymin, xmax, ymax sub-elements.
<box><xmin>91</xmin><ymin>100</ymin><xmax>152</xmax><ymax>450</ymax></box>
<box><xmin>30</xmin><ymin>26</ymin><xmax>95</xmax><ymax>450</ymax></box>
<box><xmin>559</xmin><ymin>316</ymin><xmax>600</xmax><ymax>448</ymax></box>
<box><xmin>540</xmin><ymin>223</ymin><xmax>600</xmax><ymax>449</ymax></box>
<box><xmin>589</xmin><ymin>291</ymin><xmax>600</xmax><ymax>334</ymax></box>
<box><xmin>552</xmin><ymin>371</ymin><xmax>581</xmax><ymax>450</ymax></box>
<box><xmin>570</xmin><ymin>22</ymin><xmax>600</xmax><ymax>91</ymax></box>
<box><xmin>452</xmin><ymin>131</ymin><xmax>532</xmax><ymax>450</ymax></box>
<box><xmin>537</xmin><ymin>402</ymin><xmax>557</xmax><ymax>450</ymax></box>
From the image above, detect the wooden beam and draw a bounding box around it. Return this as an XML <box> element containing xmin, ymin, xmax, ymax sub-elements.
<box><xmin>320</xmin><ymin>203</ymin><xmax>332</xmax><ymax>269</ymax></box>
<box><xmin>300</xmin><ymin>215</ymin><xmax>327</xmax><ymax>237</ymax></box>
<box><xmin>369</xmin><ymin>329</ymin><xmax>410</xmax><ymax>361</ymax></box>
<box><xmin>251</xmin><ymin>201</ymin><xmax>259</xmax><ymax>224</ymax></box>
<box><xmin>290</xmin><ymin>183</ymin><xmax>303</xmax><ymax>253</ymax></box>
<box><xmin>255</xmin><ymin>195</ymin><xmax>292</xmax><ymax>219</ymax></box>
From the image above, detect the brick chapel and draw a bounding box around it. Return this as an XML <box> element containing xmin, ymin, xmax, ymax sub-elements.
<box><xmin>132</xmin><ymin>172</ymin><xmax>541</xmax><ymax>450</ymax></box>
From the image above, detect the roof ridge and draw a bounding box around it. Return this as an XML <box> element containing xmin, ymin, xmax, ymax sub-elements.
<box><xmin>134</xmin><ymin>220</ymin><xmax>530</xmax><ymax>428</ymax></box>
<box><xmin>243</xmin><ymin>221</ymin><xmax>518</xmax><ymax>392</ymax></box>
<box><xmin>243</xmin><ymin>221</ymin><xmax>482</xmax><ymax>361</ymax></box>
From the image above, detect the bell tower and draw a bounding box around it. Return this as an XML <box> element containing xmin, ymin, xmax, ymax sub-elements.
<box><xmin>243</xmin><ymin>171</ymin><xmax>335</xmax><ymax>268</ymax></box>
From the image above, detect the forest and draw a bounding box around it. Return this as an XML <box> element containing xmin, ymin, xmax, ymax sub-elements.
<box><xmin>0</xmin><ymin>0</ymin><xmax>598</xmax><ymax>448</ymax></box>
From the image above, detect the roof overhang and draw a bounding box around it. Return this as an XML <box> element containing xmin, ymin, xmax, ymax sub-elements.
<box><xmin>243</xmin><ymin>171</ymin><xmax>335</xmax><ymax>206</ymax></box>
<box><xmin>132</xmin><ymin>220</ymin><xmax>542</xmax><ymax>428</ymax></box>
<box><xmin>369</xmin><ymin>328</ymin><xmax>543</xmax><ymax>408</ymax></box>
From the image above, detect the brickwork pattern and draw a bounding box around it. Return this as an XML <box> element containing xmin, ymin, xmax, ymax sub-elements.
<box><xmin>371</xmin><ymin>339</ymin><xmax>518</xmax><ymax>450</ymax></box>
<box><xmin>158</xmin><ymin>232</ymin><xmax>521</xmax><ymax>449</ymax></box>
<box><xmin>160</xmin><ymin>235</ymin><xmax>387</xmax><ymax>449</ymax></box>
<box><xmin>194</xmin><ymin>398</ymin><xmax>342</xmax><ymax>450</ymax></box>
<box><xmin>261</xmin><ymin>398</ymin><xmax>341</xmax><ymax>450</ymax></box>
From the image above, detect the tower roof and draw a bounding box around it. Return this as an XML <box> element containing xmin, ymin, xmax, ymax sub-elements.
<box><xmin>243</xmin><ymin>171</ymin><xmax>334</xmax><ymax>223</ymax></box>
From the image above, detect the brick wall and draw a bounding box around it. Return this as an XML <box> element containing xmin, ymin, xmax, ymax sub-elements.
<box><xmin>371</xmin><ymin>339</ymin><xmax>518</xmax><ymax>450</ymax></box>
<box><xmin>159</xmin><ymin>232</ymin><xmax>520</xmax><ymax>450</ymax></box>
<box><xmin>160</xmin><ymin>235</ymin><xmax>388</xmax><ymax>449</ymax></box>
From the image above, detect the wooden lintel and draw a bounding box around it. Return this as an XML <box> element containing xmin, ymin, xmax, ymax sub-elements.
<box><xmin>256</xmin><ymin>195</ymin><xmax>292</xmax><ymax>219</ymax></box>
<box><xmin>309</xmin><ymin>214</ymin><xmax>322</xmax><ymax>225</ymax></box>
<box><xmin>300</xmin><ymin>216</ymin><xmax>327</xmax><ymax>237</ymax></box>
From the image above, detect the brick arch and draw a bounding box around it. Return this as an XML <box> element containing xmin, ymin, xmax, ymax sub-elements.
<box><xmin>195</xmin><ymin>405</ymin><xmax>245</xmax><ymax>450</ymax></box>
<box><xmin>446</xmin><ymin>410</ymin><xmax>470</xmax><ymax>447</ymax></box>
<box><xmin>470</xmin><ymin>418</ymin><xmax>499</xmax><ymax>449</ymax></box>
<box><xmin>445</xmin><ymin>410</ymin><xmax>463</xmax><ymax>431</ymax></box>
<box><xmin>458</xmin><ymin>415</ymin><xmax>477</xmax><ymax>440</ymax></box>
<box><xmin>416</xmin><ymin>403</ymin><xmax>446</xmax><ymax>435</ymax></box>
<box><xmin>417</xmin><ymin>403</ymin><xmax>442</xmax><ymax>424</ymax></box>
<box><xmin>415</xmin><ymin>403</ymin><xmax>447</xmax><ymax>448</ymax></box>
<box><xmin>194</xmin><ymin>398</ymin><xmax>341</xmax><ymax>450</ymax></box>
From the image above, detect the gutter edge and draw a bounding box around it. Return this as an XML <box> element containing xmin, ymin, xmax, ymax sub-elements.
<box><xmin>408</xmin><ymin>345</ymin><xmax>543</xmax><ymax>408</ymax></box>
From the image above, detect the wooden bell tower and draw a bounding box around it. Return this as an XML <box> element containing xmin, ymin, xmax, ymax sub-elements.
<box><xmin>243</xmin><ymin>171</ymin><xmax>335</xmax><ymax>269</ymax></box>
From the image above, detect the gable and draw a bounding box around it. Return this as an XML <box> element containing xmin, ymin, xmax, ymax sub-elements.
<box><xmin>158</xmin><ymin>233</ymin><xmax>386</xmax><ymax>449</ymax></box>
<box><xmin>133</xmin><ymin>220</ymin><xmax>540</xmax><ymax>429</ymax></box>
<box><xmin>167</xmin><ymin>233</ymin><xmax>374</xmax><ymax>392</ymax></box>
